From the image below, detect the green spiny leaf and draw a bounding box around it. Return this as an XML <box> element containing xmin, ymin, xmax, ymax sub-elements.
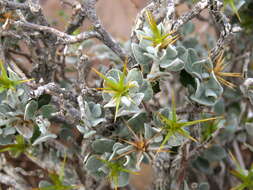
<box><xmin>224</xmin><ymin>0</ymin><xmax>241</xmax><ymax>22</ymax></box>
<box><xmin>0</xmin><ymin>60</ymin><xmax>32</xmax><ymax>93</ymax></box>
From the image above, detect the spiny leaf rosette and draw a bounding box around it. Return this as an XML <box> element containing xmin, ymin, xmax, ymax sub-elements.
<box><xmin>157</xmin><ymin>91</ymin><xmax>220</xmax><ymax>149</ymax></box>
<box><xmin>112</xmin><ymin>123</ymin><xmax>167</xmax><ymax>169</ymax></box>
<box><xmin>207</xmin><ymin>51</ymin><xmax>242</xmax><ymax>89</ymax></box>
<box><xmin>98</xmin><ymin>158</ymin><xmax>138</xmax><ymax>190</ymax></box>
<box><xmin>93</xmin><ymin>63</ymin><xmax>153</xmax><ymax>121</ymax></box>
<box><xmin>132</xmin><ymin>10</ymin><xmax>187</xmax><ymax>77</ymax></box>
<box><xmin>86</xmin><ymin>155</ymin><xmax>138</xmax><ymax>190</ymax></box>
<box><xmin>142</xmin><ymin>11</ymin><xmax>178</xmax><ymax>49</ymax></box>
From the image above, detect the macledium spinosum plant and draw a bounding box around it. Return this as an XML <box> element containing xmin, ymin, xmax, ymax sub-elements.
<box><xmin>0</xmin><ymin>0</ymin><xmax>253</xmax><ymax>189</ymax></box>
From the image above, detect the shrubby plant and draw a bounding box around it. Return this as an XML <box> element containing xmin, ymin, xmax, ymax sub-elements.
<box><xmin>0</xmin><ymin>0</ymin><xmax>253</xmax><ymax>190</ymax></box>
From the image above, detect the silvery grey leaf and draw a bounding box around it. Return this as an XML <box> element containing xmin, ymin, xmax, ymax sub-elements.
<box><xmin>32</xmin><ymin>133</ymin><xmax>57</xmax><ymax>146</ymax></box>
<box><xmin>14</xmin><ymin>120</ymin><xmax>34</xmax><ymax>139</ymax></box>
<box><xmin>24</xmin><ymin>100</ymin><xmax>38</xmax><ymax>121</ymax></box>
